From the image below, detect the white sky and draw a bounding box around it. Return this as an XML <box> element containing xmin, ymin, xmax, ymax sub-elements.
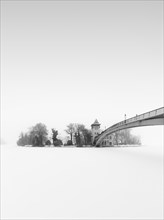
<box><xmin>1</xmin><ymin>0</ymin><xmax>163</xmax><ymax>145</ymax></box>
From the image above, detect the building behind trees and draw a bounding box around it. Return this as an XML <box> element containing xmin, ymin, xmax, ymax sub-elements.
<box><xmin>91</xmin><ymin>119</ymin><xmax>141</xmax><ymax>147</ymax></box>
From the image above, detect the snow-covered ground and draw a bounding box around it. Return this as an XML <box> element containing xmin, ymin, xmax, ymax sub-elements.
<box><xmin>1</xmin><ymin>144</ymin><xmax>163</xmax><ymax>219</ymax></box>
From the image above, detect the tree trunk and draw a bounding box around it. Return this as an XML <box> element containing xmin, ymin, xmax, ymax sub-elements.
<box><xmin>70</xmin><ymin>133</ymin><xmax>73</xmax><ymax>143</ymax></box>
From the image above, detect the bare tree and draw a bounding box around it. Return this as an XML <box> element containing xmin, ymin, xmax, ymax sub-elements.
<box><xmin>113</xmin><ymin>129</ymin><xmax>141</xmax><ymax>145</ymax></box>
<box><xmin>65</xmin><ymin>123</ymin><xmax>92</xmax><ymax>147</ymax></box>
<box><xmin>65</xmin><ymin>123</ymin><xmax>75</xmax><ymax>145</ymax></box>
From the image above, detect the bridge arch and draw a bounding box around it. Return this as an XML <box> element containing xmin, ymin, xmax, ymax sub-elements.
<box><xmin>95</xmin><ymin>107</ymin><xmax>164</xmax><ymax>147</ymax></box>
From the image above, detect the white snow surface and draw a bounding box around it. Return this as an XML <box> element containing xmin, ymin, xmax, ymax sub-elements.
<box><xmin>1</xmin><ymin>144</ymin><xmax>163</xmax><ymax>219</ymax></box>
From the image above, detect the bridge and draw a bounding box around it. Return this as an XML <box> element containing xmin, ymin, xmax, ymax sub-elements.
<box><xmin>94</xmin><ymin>107</ymin><xmax>164</xmax><ymax>147</ymax></box>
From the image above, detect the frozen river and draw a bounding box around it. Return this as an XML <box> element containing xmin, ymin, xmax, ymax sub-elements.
<box><xmin>1</xmin><ymin>144</ymin><xmax>163</xmax><ymax>219</ymax></box>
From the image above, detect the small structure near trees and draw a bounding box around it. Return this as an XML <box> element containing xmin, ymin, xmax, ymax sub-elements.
<box><xmin>45</xmin><ymin>139</ymin><xmax>51</xmax><ymax>146</ymax></box>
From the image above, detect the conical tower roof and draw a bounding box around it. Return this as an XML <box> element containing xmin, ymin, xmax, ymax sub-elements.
<box><xmin>94</xmin><ymin>119</ymin><xmax>100</xmax><ymax>124</ymax></box>
<box><xmin>91</xmin><ymin>119</ymin><xmax>100</xmax><ymax>127</ymax></box>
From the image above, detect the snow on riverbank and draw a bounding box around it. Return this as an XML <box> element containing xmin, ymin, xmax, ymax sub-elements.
<box><xmin>1</xmin><ymin>144</ymin><xmax>163</xmax><ymax>219</ymax></box>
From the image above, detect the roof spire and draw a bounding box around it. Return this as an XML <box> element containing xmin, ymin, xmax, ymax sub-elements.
<box><xmin>94</xmin><ymin>119</ymin><xmax>99</xmax><ymax>124</ymax></box>
<box><xmin>91</xmin><ymin>119</ymin><xmax>101</xmax><ymax>128</ymax></box>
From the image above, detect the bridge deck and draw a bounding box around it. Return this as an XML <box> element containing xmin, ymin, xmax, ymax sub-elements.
<box><xmin>110</xmin><ymin>107</ymin><xmax>164</xmax><ymax>129</ymax></box>
<box><xmin>95</xmin><ymin>107</ymin><xmax>164</xmax><ymax>146</ymax></box>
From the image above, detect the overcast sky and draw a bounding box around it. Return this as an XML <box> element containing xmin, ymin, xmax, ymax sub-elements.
<box><xmin>1</xmin><ymin>0</ymin><xmax>163</xmax><ymax>145</ymax></box>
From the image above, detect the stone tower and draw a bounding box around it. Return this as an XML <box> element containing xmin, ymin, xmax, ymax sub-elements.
<box><xmin>91</xmin><ymin>119</ymin><xmax>101</xmax><ymax>144</ymax></box>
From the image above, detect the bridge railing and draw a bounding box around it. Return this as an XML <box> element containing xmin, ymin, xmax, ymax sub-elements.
<box><xmin>108</xmin><ymin>107</ymin><xmax>164</xmax><ymax>130</ymax></box>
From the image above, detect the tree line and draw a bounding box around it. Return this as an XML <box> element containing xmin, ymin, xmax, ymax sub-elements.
<box><xmin>65</xmin><ymin>123</ymin><xmax>92</xmax><ymax>146</ymax></box>
<box><xmin>17</xmin><ymin>123</ymin><xmax>63</xmax><ymax>147</ymax></box>
<box><xmin>17</xmin><ymin>122</ymin><xmax>141</xmax><ymax>147</ymax></box>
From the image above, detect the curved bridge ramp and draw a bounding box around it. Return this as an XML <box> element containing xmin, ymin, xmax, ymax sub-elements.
<box><xmin>95</xmin><ymin>107</ymin><xmax>164</xmax><ymax>147</ymax></box>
